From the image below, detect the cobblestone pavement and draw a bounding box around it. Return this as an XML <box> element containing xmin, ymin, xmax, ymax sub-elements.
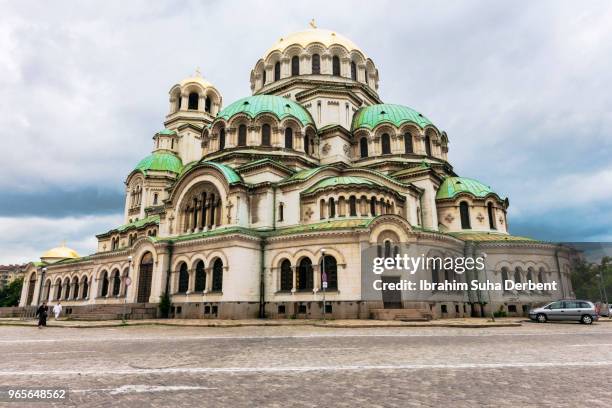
<box><xmin>1</xmin><ymin>323</ymin><xmax>611</xmax><ymax>407</ymax></box>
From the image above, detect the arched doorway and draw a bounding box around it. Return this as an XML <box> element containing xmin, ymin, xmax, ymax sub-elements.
<box><xmin>137</xmin><ymin>252</ymin><xmax>154</xmax><ymax>303</ymax></box>
<box><xmin>26</xmin><ymin>273</ymin><xmax>36</xmax><ymax>305</ymax></box>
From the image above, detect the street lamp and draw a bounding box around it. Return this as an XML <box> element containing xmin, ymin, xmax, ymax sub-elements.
<box><xmin>321</xmin><ymin>248</ymin><xmax>327</xmax><ymax>323</ymax></box>
<box><xmin>123</xmin><ymin>256</ymin><xmax>133</xmax><ymax>321</ymax></box>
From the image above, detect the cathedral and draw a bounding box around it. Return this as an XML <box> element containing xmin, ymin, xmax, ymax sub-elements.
<box><xmin>19</xmin><ymin>25</ymin><xmax>574</xmax><ymax>320</ymax></box>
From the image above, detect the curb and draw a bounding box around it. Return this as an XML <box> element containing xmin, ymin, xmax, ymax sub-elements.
<box><xmin>0</xmin><ymin>320</ymin><xmax>522</xmax><ymax>329</ymax></box>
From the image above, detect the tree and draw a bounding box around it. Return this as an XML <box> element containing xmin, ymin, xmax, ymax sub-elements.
<box><xmin>0</xmin><ymin>277</ymin><xmax>23</xmax><ymax>307</ymax></box>
<box><xmin>571</xmin><ymin>258</ymin><xmax>612</xmax><ymax>302</ymax></box>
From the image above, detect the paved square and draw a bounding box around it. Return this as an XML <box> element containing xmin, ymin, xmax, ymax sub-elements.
<box><xmin>1</xmin><ymin>322</ymin><xmax>611</xmax><ymax>406</ymax></box>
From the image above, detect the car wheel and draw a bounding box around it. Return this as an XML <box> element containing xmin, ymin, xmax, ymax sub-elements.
<box><xmin>536</xmin><ymin>313</ymin><xmax>547</xmax><ymax>323</ymax></box>
<box><xmin>581</xmin><ymin>315</ymin><xmax>593</xmax><ymax>325</ymax></box>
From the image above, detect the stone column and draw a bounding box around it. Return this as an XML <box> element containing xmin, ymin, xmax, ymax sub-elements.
<box><xmin>313</xmin><ymin>265</ymin><xmax>321</xmax><ymax>292</ymax></box>
<box><xmin>291</xmin><ymin>266</ymin><xmax>297</xmax><ymax>293</ymax></box>
<box><xmin>204</xmin><ymin>268</ymin><xmax>212</xmax><ymax>293</ymax></box>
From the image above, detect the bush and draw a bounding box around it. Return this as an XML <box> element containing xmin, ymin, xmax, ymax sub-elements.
<box><xmin>493</xmin><ymin>305</ymin><xmax>507</xmax><ymax>318</ymax></box>
<box><xmin>0</xmin><ymin>277</ymin><xmax>23</xmax><ymax>307</ymax></box>
<box><xmin>158</xmin><ymin>292</ymin><xmax>171</xmax><ymax>318</ymax></box>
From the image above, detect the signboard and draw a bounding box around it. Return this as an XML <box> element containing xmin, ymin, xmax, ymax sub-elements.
<box><xmin>322</xmin><ymin>281</ymin><xmax>328</xmax><ymax>289</ymax></box>
<box><xmin>125</xmin><ymin>277</ymin><xmax>132</xmax><ymax>287</ymax></box>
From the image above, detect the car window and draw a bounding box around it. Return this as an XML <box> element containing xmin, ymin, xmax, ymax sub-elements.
<box><xmin>549</xmin><ymin>302</ymin><xmax>563</xmax><ymax>309</ymax></box>
<box><xmin>578</xmin><ymin>302</ymin><xmax>592</xmax><ymax>308</ymax></box>
<box><xmin>563</xmin><ymin>301</ymin><xmax>578</xmax><ymax>309</ymax></box>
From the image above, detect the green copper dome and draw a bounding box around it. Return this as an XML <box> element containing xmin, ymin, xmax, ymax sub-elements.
<box><xmin>303</xmin><ymin>176</ymin><xmax>375</xmax><ymax>194</ymax></box>
<box><xmin>135</xmin><ymin>152</ymin><xmax>183</xmax><ymax>175</ymax></box>
<box><xmin>436</xmin><ymin>177</ymin><xmax>498</xmax><ymax>200</ymax></box>
<box><xmin>352</xmin><ymin>104</ymin><xmax>433</xmax><ymax>131</ymax></box>
<box><xmin>216</xmin><ymin>95</ymin><xmax>315</xmax><ymax>127</ymax></box>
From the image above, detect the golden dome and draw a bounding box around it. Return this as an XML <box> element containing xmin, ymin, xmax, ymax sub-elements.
<box><xmin>264</xmin><ymin>28</ymin><xmax>362</xmax><ymax>58</ymax></box>
<box><xmin>41</xmin><ymin>244</ymin><xmax>80</xmax><ymax>262</ymax></box>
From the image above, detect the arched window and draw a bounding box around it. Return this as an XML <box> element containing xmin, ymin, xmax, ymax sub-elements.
<box><xmin>238</xmin><ymin>124</ymin><xmax>247</xmax><ymax>146</ymax></box>
<box><xmin>278</xmin><ymin>202</ymin><xmax>284</xmax><ymax>222</ymax></box>
<box><xmin>514</xmin><ymin>268</ymin><xmax>522</xmax><ymax>283</ymax></box>
<box><xmin>304</xmin><ymin>134</ymin><xmax>310</xmax><ymax>154</ymax></box>
<box><xmin>487</xmin><ymin>202</ymin><xmax>496</xmax><ymax>230</ymax></box>
<box><xmin>178</xmin><ymin>263</ymin><xmax>189</xmax><ymax>293</ymax></box>
<box><xmin>82</xmin><ymin>276</ymin><xmax>89</xmax><ymax>299</ymax></box>
<box><xmin>501</xmin><ymin>267</ymin><xmax>509</xmax><ymax>291</ymax></box>
<box><xmin>350</xmin><ymin>61</ymin><xmax>357</xmax><ymax>80</ymax></box>
<box><xmin>527</xmin><ymin>268</ymin><xmax>534</xmax><ymax>283</ymax></box>
<box><xmin>284</xmin><ymin>127</ymin><xmax>293</xmax><ymax>149</ymax></box>
<box><xmin>205</xmin><ymin>97</ymin><xmax>211</xmax><ymax>113</ymax></box>
<box><xmin>188</xmin><ymin>92</ymin><xmax>199</xmax><ymax>110</ymax></box>
<box><xmin>212</xmin><ymin>259</ymin><xmax>223</xmax><ymax>291</ymax></box>
<box><xmin>101</xmin><ymin>271</ymin><xmax>109</xmax><ymax>297</ymax></box>
<box><xmin>153</xmin><ymin>193</ymin><xmax>158</xmax><ymax>206</ymax></box>
<box><xmin>291</xmin><ymin>55</ymin><xmax>299</xmax><ymax>76</ymax></box>
<box><xmin>262</xmin><ymin>68</ymin><xmax>267</xmax><ymax>85</ymax></box>
<box><xmin>320</xmin><ymin>255</ymin><xmax>338</xmax><ymax>290</ymax></box>
<box><xmin>404</xmin><ymin>133</ymin><xmax>413</xmax><ymax>154</ymax></box>
<box><xmin>195</xmin><ymin>261</ymin><xmax>205</xmax><ymax>292</ymax></box>
<box><xmin>219</xmin><ymin>128</ymin><xmax>226</xmax><ymax>150</ymax></box>
<box><xmin>381</xmin><ymin>133</ymin><xmax>391</xmax><ymax>154</ymax></box>
<box><xmin>384</xmin><ymin>241</ymin><xmax>391</xmax><ymax>258</ymax></box>
<box><xmin>42</xmin><ymin>279</ymin><xmax>51</xmax><ymax>302</ymax></box>
<box><xmin>424</xmin><ymin>134</ymin><xmax>432</xmax><ymax>156</ymax></box>
<box><xmin>177</xmin><ymin>94</ymin><xmax>182</xmax><ymax>110</ymax></box>
<box><xmin>112</xmin><ymin>271</ymin><xmax>120</xmax><ymax>296</ymax></box>
<box><xmin>312</xmin><ymin>54</ymin><xmax>321</xmax><ymax>74</ymax></box>
<box><xmin>320</xmin><ymin>199</ymin><xmax>326</xmax><ymax>220</ymax></box>
<box><xmin>297</xmin><ymin>258</ymin><xmax>313</xmax><ymax>290</ymax></box>
<box><xmin>432</xmin><ymin>264</ymin><xmax>440</xmax><ymax>286</ymax></box>
<box><xmin>328</xmin><ymin>197</ymin><xmax>336</xmax><ymax>218</ymax></box>
<box><xmin>349</xmin><ymin>196</ymin><xmax>357</xmax><ymax>216</ymax></box>
<box><xmin>261</xmin><ymin>124</ymin><xmax>271</xmax><ymax>146</ymax></box>
<box><xmin>274</xmin><ymin>61</ymin><xmax>281</xmax><ymax>81</ymax></box>
<box><xmin>63</xmin><ymin>278</ymin><xmax>70</xmax><ymax>300</ymax></box>
<box><xmin>538</xmin><ymin>268</ymin><xmax>545</xmax><ymax>283</ymax></box>
<box><xmin>280</xmin><ymin>259</ymin><xmax>292</xmax><ymax>291</ymax></box>
<box><xmin>370</xmin><ymin>196</ymin><xmax>377</xmax><ymax>216</ymax></box>
<box><xmin>26</xmin><ymin>273</ymin><xmax>36</xmax><ymax>305</ymax></box>
<box><xmin>55</xmin><ymin>279</ymin><xmax>62</xmax><ymax>301</ymax></box>
<box><xmin>459</xmin><ymin>201</ymin><xmax>471</xmax><ymax>229</ymax></box>
<box><xmin>359</xmin><ymin>137</ymin><xmax>368</xmax><ymax>158</ymax></box>
<box><xmin>332</xmin><ymin>56</ymin><xmax>341</xmax><ymax>76</ymax></box>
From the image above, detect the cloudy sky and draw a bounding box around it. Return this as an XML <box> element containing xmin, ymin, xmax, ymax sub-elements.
<box><xmin>1</xmin><ymin>0</ymin><xmax>611</xmax><ymax>264</ymax></box>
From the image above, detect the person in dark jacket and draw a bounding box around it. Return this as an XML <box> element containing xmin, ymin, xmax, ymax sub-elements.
<box><xmin>36</xmin><ymin>302</ymin><xmax>48</xmax><ymax>329</ymax></box>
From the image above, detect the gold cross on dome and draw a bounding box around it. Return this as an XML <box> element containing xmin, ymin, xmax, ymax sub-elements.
<box><xmin>309</xmin><ymin>18</ymin><xmax>317</xmax><ymax>29</ymax></box>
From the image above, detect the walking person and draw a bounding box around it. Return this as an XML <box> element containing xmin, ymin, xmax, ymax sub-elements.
<box><xmin>53</xmin><ymin>301</ymin><xmax>62</xmax><ymax>320</ymax></box>
<box><xmin>36</xmin><ymin>302</ymin><xmax>48</xmax><ymax>329</ymax></box>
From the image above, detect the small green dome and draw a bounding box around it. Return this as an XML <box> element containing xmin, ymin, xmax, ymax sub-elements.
<box><xmin>303</xmin><ymin>176</ymin><xmax>375</xmax><ymax>194</ymax></box>
<box><xmin>352</xmin><ymin>103</ymin><xmax>433</xmax><ymax>131</ymax></box>
<box><xmin>135</xmin><ymin>152</ymin><xmax>183</xmax><ymax>175</ymax></box>
<box><xmin>216</xmin><ymin>95</ymin><xmax>314</xmax><ymax>127</ymax></box>
<box><xmin>436</xmin><ymin>177</ymin><xmax>498</xmax><ymax>200</ymax></box>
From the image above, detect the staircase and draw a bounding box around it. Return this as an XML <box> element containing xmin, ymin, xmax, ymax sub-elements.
<box><xmin>69</xmin><ymin>303</ymin><xmax>157</xmax><ymax>320</ymax></box>
<box><xmin>370</xmin><ymin>308</ymin><xmax>432</xmax><ymax>321</ymax></box>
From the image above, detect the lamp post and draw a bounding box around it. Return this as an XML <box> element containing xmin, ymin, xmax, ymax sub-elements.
<box><xmin>123</xmin><ymin>256</ymin><xmax>133</xmax><ymax>321</ymax></box>
<box><xmin>321</xmin><ymin>249</ymin><xmax>327</xmax><ymax>323</ymax></box>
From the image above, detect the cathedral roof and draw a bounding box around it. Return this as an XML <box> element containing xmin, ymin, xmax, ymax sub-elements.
<box><xmin>436</xmin><ymin>177</ymin><xmax>498</xmax><ymax>200</ymax></box>
<box><xmin>264</xmin><ymin>28</ymin><xmax>362</xmax><ymax>58</ymax></box>
<box><xmin>135</xmin><ymin>152</ymin><xmax>183</xmax><ymax>175</ymax></box>
<box><xmin>216</xmin><ymin>95</ymin><xmax>315</xmax><ymax>127</ymax></box>
<box><xmin>303</xmin><ymin>176</ymin><xmax>375</xmax><ymax>194</ymax></box>
<box><xmin>179</xmin><ymin>160</ymin><xmax>243</xmax><ymax>184</ymax></box>
<box><xmin>352</xmin><ymin>103</ymin><xmax>433</xmax><ymax>131</ymax></box>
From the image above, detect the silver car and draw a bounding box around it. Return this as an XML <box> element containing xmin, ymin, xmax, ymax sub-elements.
<box><xmin>529</xmin><ymin>300</ymin><xmax>599</xmax><ymax>324</ymax></box>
